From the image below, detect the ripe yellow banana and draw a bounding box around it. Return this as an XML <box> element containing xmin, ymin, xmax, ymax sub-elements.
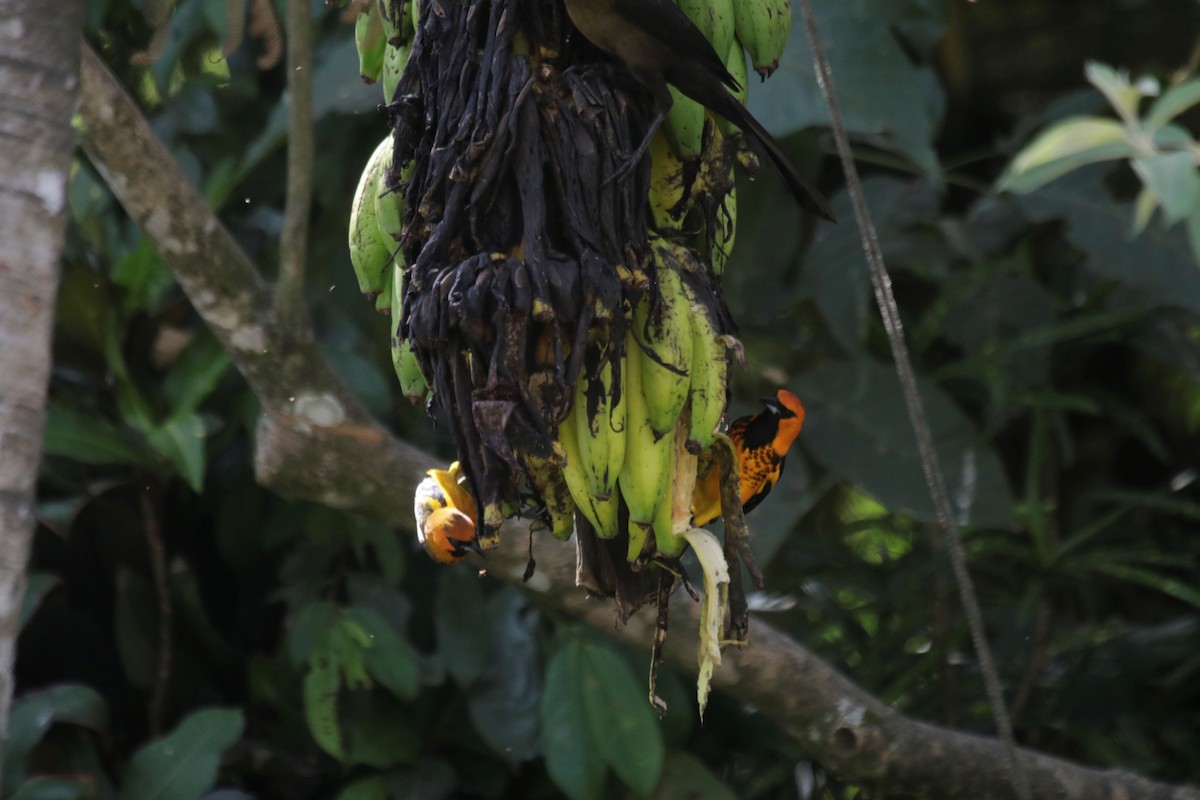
<box><xmin>637</xmin><ymin>239</ymin><xmax>693</xmax><ymax>438</ymax></box>
<box><xmin>648</xmin><ymin>131</ymin><xmax>691</xmax><ymax>231</ymax></box>
<box><xmin>617</xmin><ymin>328</ymin><xmax>673</xmax><ymax>558</ymax></box>
<box><xmin>355</xmin><ymin>5</ymin><xmax>386</xmax><ymax>84</ymax></box>
<box><xmin>680</xmin><ymin>278</ymin><xmax>727</xmax><ymax>451</ymax></box>
<box><xmin>573</xmin><ymin>351</ymin><xmax>627</xmax><ymax>500</ymax></box>
<box><xmin>348</xmin><ymin>137</ymin><xmax>393</xmax><ymax>302</ymax></box>
<box><xmin>559</xmin><ymin>402</ymin><xmax>620</xmax><ymax>539</ymax></box>
<box><xmin>522</xmin><ymin>449</ymin><xmax>576</xmax><ymax>541</ymax></box>
<box><xmin>733</xmin><ymin>0</ymin><xmax>792</xmax><ymax>78</ymax></box>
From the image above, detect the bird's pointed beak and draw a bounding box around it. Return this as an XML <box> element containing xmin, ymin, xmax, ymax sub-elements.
<box><xmin>462</xmin><ymin>538</ymin><xmax>487</xmax><ymax>558</ymax></box>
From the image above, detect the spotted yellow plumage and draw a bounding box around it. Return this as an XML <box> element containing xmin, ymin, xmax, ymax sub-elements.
<box><xmin>691</xmin><ymin>389</ymin><xmax>805</xmax><ymax>526</ymax></box>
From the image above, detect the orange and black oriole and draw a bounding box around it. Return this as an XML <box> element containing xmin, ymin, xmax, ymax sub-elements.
<box><xmin>691</xmin><ymin>389</ymin><xmax>806</xmax><ymax>526</ymax></box>
<box><xmin>414</xmin><ymin>461</ymin><xmax>483</xmax><ymax>564</ymax></box>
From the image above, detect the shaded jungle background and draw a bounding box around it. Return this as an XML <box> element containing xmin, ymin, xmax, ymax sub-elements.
<box><xmin>11</xmin><ymin>0</ymin><xmax>1200</xmax><ymax>797</ymax></box>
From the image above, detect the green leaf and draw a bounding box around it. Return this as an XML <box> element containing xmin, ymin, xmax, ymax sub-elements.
<box><xmin>117</xmin><ymin>708</ymin><xmax>244</xmax><ymax>800</ymax></box>
<box><xmin>1015</xmin><ymin>165</ymin><xmax>1200</xmax><ymax>314</ymax></box>
<box><xmin>1086</xmin><ymin>563</ymin><xmax>1200</xmax><ymax>610</ymax></box>
<box><xmin>288</xmin><ymin>601</ymin><xmax>340</xmax><ymax>665</ymax></box>
<box><xmin>1084</xmin><ymin>61</ymin><xmax>1144</xmax><ymax>123</ymax></box>
<box><xmin>434</xmin><ymin>568</ymin><xmax>492</xmax><ymax>687</ymax></box>
<box><xmin>303</xmin><ymin>653</ymin><xmax>345</xmax><ymax>760</ymax></box>
<box><xmin>112</xmin><ymin>238</ymin><xmax>174</xmax><ymax>314</ymax></box>
<box><xmin>115</xmin><ymin>569</ymin><xmax>159</xmax><ymax>692</ymax></box>
<box><xmin>647</xmin><ymin>753</ymin><xmax>738</xmax><ymax>800</ymax></box>
<box><xmin>346</xmin><ymin>695</ymin><xmax>420</xmax><ymax>768</ymax></box>
<box><xmin>10</xmin><ymin>777</ymin><xmax>94</xmax><ymax>800</ymax></box>
<box><xmin>466</xmin><ymin>589</ymin><xmax>542</xmax><ymax>765</ymax></box>
<box><xmin>3</xmin><ymin>685</ymin><xmax>108</xmax><ymax>793</ymax></box>
<box><xmin>998</xmin><ymin>117</ymin><xmax>1137</xmax><ymax>195</ymax></box>
<box><xmin>1132</xmin><ymin>151</ymin><xmax>1200</xmax><ymax>226</ymax></box>
<box><xmin>1144</xmin><ymin>77</ymin><xmax>1200</xmax><ymax>131</ymax></box>
<box><xmin>336</xmin><ymin>776</ymin><xmax>388</xmax><ymax>800</ymax></box>
<box><xmin>794</xmin><ymin>359</ymin><xmax>1018</xmax><ymax>530</ymax></box>
<box><xmin>21</xmin><ymin>572</ymin><xmax>61</xmax><ymax>629</ymax></box>
<box><xmin>579</xmin><ymin>642</ymin><xmax>664</xmax><ymax>794</ymax></box>
<box><xmin>162</xmin><ymin>330</ymin><xmax>233</xmax><ymax>414</ymax></box>
<box><xmin>43</xmin><ymin>403</ymin><xmax>147</xmax><ymax>467</ymax></box>
<box><xmin>541</xmin><ymin>642</ymin><xmax>606</xmax><ymax>800</ymax></box>
<box><xmin>342</xmin><ymin>606</ymin><xmax>420</xmax><ymax>700</ymax></box>
<box><xmin>146</xmin><ymin>412</ymin><xmax>208</xmax><ymax>492</ymax></box>
<box><xmin>749</xmin><ymin>0</ymin><xmax>944</xmax><ymax>174</ymax></box>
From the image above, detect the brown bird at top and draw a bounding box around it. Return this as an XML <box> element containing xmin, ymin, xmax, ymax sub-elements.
<box><xmin>560</xmin><ymin>0</ymin><xmax>835</xmax><ymax>221</ymax></box>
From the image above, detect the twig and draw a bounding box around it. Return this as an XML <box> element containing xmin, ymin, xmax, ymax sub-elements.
<box><xmin>139</xmin><ymin>486</ymin><xmax>172</xmax><ymax>736</ymax></box>
<box><xmin>277</xmin><ymin>0</ymin><xmax>315</xmax><ymax>340</ymax></box>
<box><xmin>796</xmin><ymin>3</ymin><xmax>1032</xmax><ymax>800</ymax></box>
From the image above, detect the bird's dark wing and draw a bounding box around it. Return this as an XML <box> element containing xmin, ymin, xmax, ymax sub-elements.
<box><xmin>612</xmin><ymin>0</ymin><xmax>738</xmax><ymax>90</ymax></box>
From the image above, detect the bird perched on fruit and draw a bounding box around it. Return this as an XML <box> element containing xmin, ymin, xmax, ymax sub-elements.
<box><xmin>692</xmin><ymin>389</ymin><xmax>806</xmax><ymax>526</ymax></box>
<box><xmin>414</xmin><ymin>462</ymin><xmax>483</xmax><ymax>564</ymax></box>
<box><xmin>560</xmin><ymin>0</ymin><xmax>835</xmax><ymax>221</ymax></box>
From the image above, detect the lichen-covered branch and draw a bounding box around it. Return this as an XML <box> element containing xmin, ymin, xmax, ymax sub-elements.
<box><xmin>0</xmin><ymin>0</ymin><xmax>85</xmax><ymax>771</ymax></box>
<box><xmin>73</xmin><ymin>41</ymin><xmax>1200</xmax><ymax>800</ymax></box>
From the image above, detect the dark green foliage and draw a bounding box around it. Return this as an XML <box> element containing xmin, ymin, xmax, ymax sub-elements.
<box><xmin>17</xmin><ymin>0</ymin><xmax>1200</xmax><ymax>798</ymax></box>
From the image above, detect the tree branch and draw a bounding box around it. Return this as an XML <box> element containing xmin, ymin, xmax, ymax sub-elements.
<box><xmin>0</xmin><ymin>0</ymin><xmax>85</xmax><ymax>773</ymax></box>
<box><xmin>73</xmin><ymin>41</ymin><xmax>1200</xmax><ymax>800</ymax></box>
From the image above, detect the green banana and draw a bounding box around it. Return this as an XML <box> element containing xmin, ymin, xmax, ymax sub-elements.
<box><xmin>377</xmin><ymin>0</ymin><xmax>399</xmax><ymax>44</ymax></box>
<box><xmin>637</xmin><ymin>238</ymin><xmax>693</xmax><ymax>438</ymax></box>
<box><xmin>663</xmin><ymin>87</ymin><xmax>706</xmax><ymax>159</ymax></box>
<box><xmin>733</xmin><ymin>0</ymin><xmax>792</xmax><ymax>78</ymax></box>
<box><xmin>355</xmin><ymin>5</ymin><xmax>386</xmax><ymax>84</ymax></box>
<box><xmin>560</xmin><ymin>402</ymin><xmax>620</xmax><ymax>538</ymax></box>
<box><xmin>373</xmin><ymin>139</ymin><xmax>404</xmax><ymax>243</ymax></box>
<box><xmin>574</xmin><ymin>352</ymin><xmax>627</xmax><ymax>499</ymax></box>
<box><xmin>617</xmin><ymin>328</ymin><xmax>673</xmax><ymax>558</ymax></box>
<box><xmin>680</xmin><ymin>278</ymin><xmax>727</xmax><ymax>451</ymax></box>
<box><xmin>674</xmin><ymin>0</ymin><xmax>733</xmax><ymax>66</ymax></box>
<box><xmin>381</xmin><ymin>40</ymin><xmax>411</xmax><ymax>104</ymax></box>
<box><xmin>718</xmin><ymin>35</ymin><xmax>750</xmax><ymax>137</ymax></box>
<box><xmin>348</xmin><ymin>137</ymin><xmax>393</xmax><ymax>302</ymax></box>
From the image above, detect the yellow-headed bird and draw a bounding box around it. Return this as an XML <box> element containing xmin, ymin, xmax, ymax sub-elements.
<box><xmin>414</xmin><ymin>462</ymin><xmax>482</xmax><ymax>564</ymax></box>
<box><xmin>691</xmin><ymin>389</ymin><xmax>806</xmax><ymax>526</ymax></box>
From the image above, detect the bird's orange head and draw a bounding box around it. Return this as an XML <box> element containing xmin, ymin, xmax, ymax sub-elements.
<box><xmin>762</xmin><ymin>389</ymin><xmax>805</xmax><ymax>455</ymax></box>
<box><xmin>420</xmin><ymin>507</ymin><xmax>484</xmax><ymax>565</ymax></box>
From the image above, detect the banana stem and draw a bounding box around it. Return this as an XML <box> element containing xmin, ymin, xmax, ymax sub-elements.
<box><xmin>278</xmin><ymin>0</ymin><xmax>315</xmax><ymax>340</ymax></box>
<box><xmin>713</xmin><ymin>433</ymin><xmax>761</xmax><ymax>643</ymax></box>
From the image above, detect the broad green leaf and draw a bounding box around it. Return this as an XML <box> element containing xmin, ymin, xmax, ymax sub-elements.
<box><xmin>146</xmin><ymin>411</ymin><xmax>207</xmax><ymax>492</ymax></box>
<box><xmin>794</xmin><ymin>360</ymin><xmax>1018</xmax><ymax>530</ymax></box>
<box><xmin>579</xmin><ymin>642</ymin><xmax>664</xmax><ymax>794</ymax></box>
<box><xmin>646</xmin><ymin>753</ymin><xmax>737</xmax><ymax>800</ymax></box>
<box><xmin>998</xmin><ymin>117</ymin><xmax>1137</xmax><ymax>195</ymax></box>
<box><xmin>304</xmin><ymin>654</ymin><xmax>344</xmax><ymax>760</ymax></box>
<box><xmin>541</xmin><ymin>642</ymin><xmax>606</xmax><ymax>800</ymax></box>
<box><xmin>115</xmin><ymin>569</ymin><xmax>158</xmax><ymax>692</ymax></box>
<box><xmin>162</xmin><ymin>330</ymin><xmax>233</xmax><ymax>414</ymax></box>
<box><xmin>1132</xmin><ymin>151</ymin><xmax>1200</xmax><ymax>225</ymax></box>
<box><xmin>336</xmin><ymin>776</ymin><xmax>387</xmax><ymax>800</ymax></box>
<box><xmin>346</xmin><ymin>696</ymin><xmax>420</xmax><ymax>768</ymax></box>
<box><xmin>43</xmin><ymin>403</ymin><xmax>147</xmax><ymax>467</ymax></box>
<box><xmin>1144</xmin><ymin>77</ymin><xmax>1200</xmax><ymax>131</ymax></box>
<box><xmin>466</xmin><ymin>589</ymin><xmax>541</xmax><ymax>765</ymax></box>
<box><xmin>434</xmin><ymin>568</ymin><xmax>492</xmax><ymax>687</ymax></box>
<box><xmin>3</xmin><ymin>686</ymin><xmax>108</xmax><ymax>793</ymax></box>
<box><xmin>1084</xmin><ymin>62</ymin><xmax>1143</xmax><ymax>123</ymax></box>
<box><xmin>288</xmin><ymin>601</ymin><xmax>340</xmax><ymax>665</ymax></box>
<box><xmin>1190</xmin><ymin>209</ymin><xmax>1200</xmax><ymax>266</ymax></box>
<box><xmin>112</xmin><ymin>238</ymin><xmax>174</xmax><ymax>314</ymax></box>
<box><xmin>21</xmin><ymin>572</ymin><xmax>61</xmax><ymax>629</ymax></box>
<box><xmin>749</xmin><ymin>0</ymin><xmax>944</xmax><ymax>174</ymax></box>
<box><xmin>342</xmin><ymin>606</ymin><xmax>420</xmax><ymax>700</ymax></box>
<box><xmin>117</xmin><ymin>708</ymin><xmax>244</xmax><ymax>800</ymax></box>
<box><xmin>1131</xmin><ymin>184</ymin><xmax>1158</xmax><ymax>236</ymax></box>
<box><xmin>1015</xmin><ymin>166</ymin><xmax>1200</xmax><ymax>314</ymax></box>
<box><xmin>10</xmin><ymin>777</ymin><xmax>94</xmax><ymax>800</ymax></box>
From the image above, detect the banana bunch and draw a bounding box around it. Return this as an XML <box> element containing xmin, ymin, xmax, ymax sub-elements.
<box><xmin>348</xmin><ymin>2</ymin><xmax>430</xmax><ymax>403</ymax></box>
